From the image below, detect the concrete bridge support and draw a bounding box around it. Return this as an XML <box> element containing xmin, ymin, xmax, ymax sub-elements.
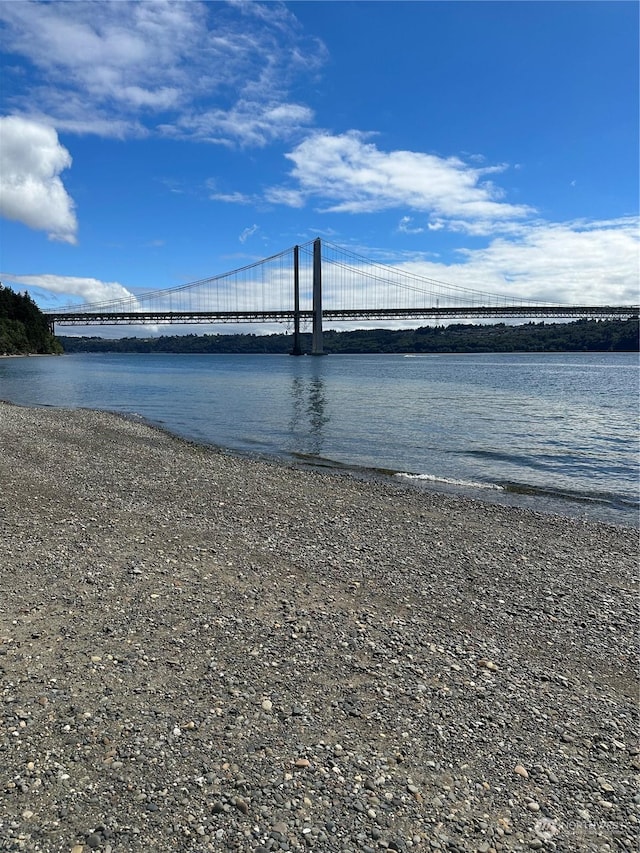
<box><xmin>311</xmin><ymin>237</ymin><xmax>324</xmax><ymax>356</ymax></box>
<box><xmin>290</xmin><ymin>245</ymin><xmax>302</xmax><ymax>356</ymax></box>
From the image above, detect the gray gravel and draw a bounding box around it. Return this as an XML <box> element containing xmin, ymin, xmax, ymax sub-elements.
<box><xmin>0</xmin><ymin>402</ymin><xmax>637</xmax><ymax>853</ymax></box>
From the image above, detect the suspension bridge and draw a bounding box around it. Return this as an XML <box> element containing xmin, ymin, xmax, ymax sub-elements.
<box><xmin>45</xmin><ymin>238</ymin><xmax>638</xmax><ymax>355</ymax></box>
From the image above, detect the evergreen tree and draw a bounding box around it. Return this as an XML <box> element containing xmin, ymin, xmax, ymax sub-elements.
<box><xmin>0</xmin><ymin>284</ymin><xmax>63</xmax><ymax>355</ymax></box>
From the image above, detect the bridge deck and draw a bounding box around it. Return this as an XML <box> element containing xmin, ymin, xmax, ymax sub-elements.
<box><xmin>47</xmin><ymin>305</ymin><xmax>639</xmax><ymax>326</ymax></box>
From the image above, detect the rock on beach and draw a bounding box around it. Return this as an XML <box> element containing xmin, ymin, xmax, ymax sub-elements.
<box><xmin>0</xmin><ymin>402</ymin><xmax>638</xmax><ymax>852</ymax></box>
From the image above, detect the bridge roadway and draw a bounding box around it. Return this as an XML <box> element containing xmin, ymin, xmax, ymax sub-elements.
<box><xmin>46</xmin><ymin>304</ymin><xmax>639</xmax><ymax>327</ymax></box>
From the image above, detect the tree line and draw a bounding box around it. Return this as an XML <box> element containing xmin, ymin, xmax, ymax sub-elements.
<box><xmin>0</xmin><ymin>285</ymin><xmax>63</xmax><ymax>355</ymax></box>
<box><xmin>58</xmin><ymin>318</ymin><xmax>638</xmax><ymax>354</ymax></box>
<box><xmin>59</xmin><ymin>320</ymin><xmax>639</xmax><ymax>354</ymax></box>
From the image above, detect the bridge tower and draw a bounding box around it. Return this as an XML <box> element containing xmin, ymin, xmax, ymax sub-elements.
<box><xmin>291</xmin><ymin>245</ymin><xmax>302</xmax><ymax>356</ymax></box>
<box><xmin>311</xmin><ymin>237</ymin><xmax>324</xmax><ymax>356</ymax></box>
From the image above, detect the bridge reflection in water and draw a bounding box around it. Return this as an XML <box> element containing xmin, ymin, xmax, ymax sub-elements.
<box><xmin>289</xmin><ymin>374</ymin><xmax>329</xmax><ymax>457</ymax></box>
<box><xmin>44</xmin><ymin>238</ymin><xmax>639</xmax><ymax>356</ymax></box>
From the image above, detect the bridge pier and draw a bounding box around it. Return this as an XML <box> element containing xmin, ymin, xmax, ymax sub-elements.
<box><xmin>311</xmin><ymin>237</ymin><xmax>325</xmax><ymax>356</ymax></box>
<box><xmin>290</xmin><ymin>245</ymin><xmax>303</xmax><ymax>356</ymax></box>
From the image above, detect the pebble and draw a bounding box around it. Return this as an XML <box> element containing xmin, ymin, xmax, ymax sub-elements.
<box><xmin>234</xmin><ymin>797</ymin><xmax>249</xmax><ymax>815</ymax></box>
<box><xmin>0</xmin><ymin>403</ymin><xmax>636</xmax><ymax>853</ymax></box>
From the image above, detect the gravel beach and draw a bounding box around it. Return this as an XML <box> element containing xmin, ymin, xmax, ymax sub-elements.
<box><xmin>0</xmin><ymin>402</ymin><xmax>637</xmax><ymax>853</ymax></box>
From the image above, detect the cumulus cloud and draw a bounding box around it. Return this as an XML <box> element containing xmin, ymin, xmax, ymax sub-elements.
<box><xmin>270</xmin><ymin>131</ymin><xmax>532</xmax><ymax>227</ymax></box>
<box><xmin>0</xmin><ymin>1</ymin><xmax>324</xmax><ymax>145</ymax></box>
<box><xmin>1</xmin><ymin>272</ymin><xmax>136</xmax><ymax>306</ymax></box>
<box><xmin>398</xmin><ymin>218</ymin><xmax>639</xmax><ymax>306</ymax></box>
<box><xmin>0</xmin><ymin>115</ymin><xmax>78</xmax><ymax>243</ymax></box>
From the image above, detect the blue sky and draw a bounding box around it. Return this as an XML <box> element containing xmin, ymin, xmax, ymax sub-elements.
<box><xmin>0</xmin><ymin>0</ymin><xmax>638</xmax><ymax>335</ymax></box>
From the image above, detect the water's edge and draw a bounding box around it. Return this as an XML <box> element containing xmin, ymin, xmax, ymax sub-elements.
<box><xmin>1</xmin><ymin>352</ymin><xmax>637</xmax><ymax>528</ymax></box>
<box><xmin>8</xmin><ymin>397</ymin><xmax>634</xmax><ymax>531</ymax></box>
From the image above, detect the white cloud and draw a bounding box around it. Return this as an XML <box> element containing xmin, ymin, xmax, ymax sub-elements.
<box><xmin>239</xmin><ymin>224</ymin><xmax>259</xmax><ymax>243</ymax></box>
<box><xmin>1</xmin><ymin>272</ymin><xmax>136</xmax><ymax>306</ymax></box>
<box><xmin>25</xmin><ymin>108</ymin><xmax>147</xmax><ymax>140</ymax></box>
<box><xmin>0</xmin><ymin>2</ymin><xmax>203</xmax><ymax>107</ymax></box>
<box><xmin>0</xmin><ymin>1</ymin><xmax>324</xmax><ymax>145</ymax></box>
<box><xmin>209</xmin><ymin>191</ymin><xmax>255</xmax><ymax>205</ymax></box>
<box><xmin>398</xmin><ymin>218</ymin><xmax>639</xmax><ymax>306</ymax></box>
<box><xmin>0</xmin><ymin>115</ymin><xmax>78</xmax><ymax>243</ymax></box>
<box><xmin>171</xmin><ymin>100</ymin><xmax>314</xmax><ymax>148</ymax></box>
<box><xmin>120</xmin><ymin>85</ymin><xmax>181</xmax><ymax>110</ymax></box>
<box><xmin>264</xmin><ymin>186</ymin><xmax>306</xmax><ymax>208</ymax></box>
<box><xmin>271</xmin><ymin>131</ymin><xmax>532</xmax><ymax>226</ymax></box>
<box><xmin>398</xmin><ymin>216</ymin><xmax>424</xmax><ymax>235</ymax></box>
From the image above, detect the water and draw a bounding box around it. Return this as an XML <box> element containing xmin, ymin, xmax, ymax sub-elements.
<box><xmin>1</xmin><ymin>352</ymin><xmax>638</xmax><ymax>526</ymax></box>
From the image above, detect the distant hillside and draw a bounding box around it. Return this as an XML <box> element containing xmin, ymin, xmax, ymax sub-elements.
<box><xmin>0</xmin><ymin>285</ymin><xmax>63</xmax><ymax>355</ymax></box>
<box><xmin>59</xmin><ymin>318</ymin><xmax>638</xmax><ymax>355</ymax></box>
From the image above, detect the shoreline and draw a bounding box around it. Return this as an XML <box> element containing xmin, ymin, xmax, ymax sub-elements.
<box><xmin>2</xmin><ymin>350</ymin><xmax>637</xmax><ymax>530</ymax></box>
<box><xmin>1</xmin><ymin>402</ymin><xmax>638</xmax><ymax>852</ymax></box>
<box><xmin>3</xmin><ymin>392</ymin><xmax>638</xmax><ymax>531</ymax></box>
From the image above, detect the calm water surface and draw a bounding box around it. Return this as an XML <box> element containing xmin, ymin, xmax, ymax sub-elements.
<box><xmin>1</xmin><ymin>352</ymin><xmax>638</xmax><ymax>526</ymax></box>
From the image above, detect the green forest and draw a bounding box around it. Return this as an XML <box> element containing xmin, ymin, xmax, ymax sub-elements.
<box><xmin>0</xmin><ymin>285</ymin><xmax>63</xmax><ymax>355</ymax></box>
<box><xmin>59</xmin><ymin>318</ymin><xmax>638</xmax><ymax>355</ymax></box>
